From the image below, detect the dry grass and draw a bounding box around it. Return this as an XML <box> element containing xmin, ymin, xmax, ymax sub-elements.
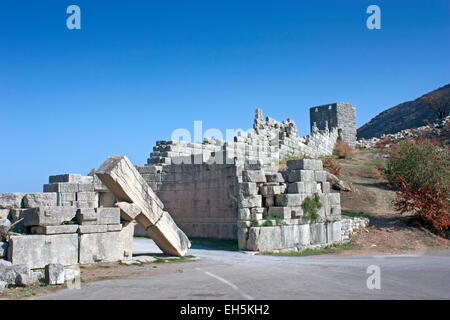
<box><xmin>333</xmin><ymin>140</ymin><xmax>355</xmax><ymax>159</ymax></box>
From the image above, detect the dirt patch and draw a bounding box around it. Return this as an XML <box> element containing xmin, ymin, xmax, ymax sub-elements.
<box><xmin>0</xmin><ymin>255</ymin><xmax>198</xmax><ymax>300</ymax></box>
<box><xmin>328</xmin><ymin>149</ymin><xmax>450</xmax><ymax>256</ymax></box>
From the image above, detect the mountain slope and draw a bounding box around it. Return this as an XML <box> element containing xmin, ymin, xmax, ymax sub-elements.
<box><xmin>357</xmin><ymin>84</ymin><xmax>450</xmax><ymax>139</ymax></box>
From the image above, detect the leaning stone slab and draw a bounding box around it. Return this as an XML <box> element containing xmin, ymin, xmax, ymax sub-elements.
<box><xmin>7</xmin><ymin>234</ymin><xmax>79</xmax><ymax>269</ymax></box>
<box><xmin>30</xmin><ymin>225</ymin><xmax>79</xmax><ymax>235</ymax></box>
<box><xmin>23</xmin><ymin>206</ymin><xmax>78</xmax><ymax>227</ymax></box>
<box><xmin>96</xmin><ymin>155</ymin><xmax>190</xmax><ymax>256</ymax></box>
<box><xmin>23</xmin><ymin>193</ymin><xmax>58</xmax><ymax>208</ymax></box>
<box><xmin>115</xmin><ymin>201</ymin><xmax>141</xmax><ymax>221</ymax></box>
<box><xmin>0</xmin><ymin>193</ymin><xmax>24</xmax><ymax>209</ymax></box>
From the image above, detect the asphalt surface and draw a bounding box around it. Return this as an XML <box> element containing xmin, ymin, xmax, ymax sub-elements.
<box><xmin>37</xmin><ymin>238</ymin><xmax>450</xmax><ymax>300</ymax></box>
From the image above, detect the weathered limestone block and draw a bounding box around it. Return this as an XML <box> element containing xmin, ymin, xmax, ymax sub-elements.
<box><xmin>76</xmin><ymin>208</ymin><xmax>97</xmax><ymax>225</ymax></box>
<box><xmin>259</xmin><ymin>185</ymin><xmax>284</xmax><ymax>196</ymax></box>
<box><xmin>99</xmin><ymin>192</ymin><xmax>116</xmax><ymax>207</ymax></box>
<box><xmin>265</xmin><ymin>173</ymin><xmax>284</xmax><ymax>183</ymax></box>
<box><xmin>275</xmin><ymin>194</ymin><xmax>304</xmax><ymax>207</ymax></box>
<box><xmin>96</xmin><ymin>155</ymin><xmax>190</xmax><ymax>256</ymax></box>
<box><xmin>246</xmin><ymin>227</ymin><xmax>282</xmax><ymax>251</ymax></box>
<box><xmin>78</xmin><ymin>183</ymin><xmax>95</xmax><ymax>192</ymax></box>
<box><xmin>287</xmin><ymin>159</ymin><xmax>323</xmax><ymax>170</ymax></box>
<box><xmin>237</xmin><ymin>227</ymin><xmax>248</xmax><ymax>250</ymax></box>
<box><xmin>268</xmin><ymin>207</ymin><xmax>292</xmax><ymax>219</ymax></box>
<box><xmin>310</xmin><ymin>223</ymin><xmax>326</xmax><ymax>244</ymax></box>
<box><xmin>238</xmin><ymin>208</ymin><xmax>251</xmax><ymax>220</ymax></box>
<box><xmin>0</xmin><ymin>219</ymin><xmax>11</xmax><ymax>239</ymax></box>
<box><xmin>0</xmin><ymin>260</ymin><xmax>33</xmax><ymax>286</ymax></box>
<box><xmin>45</xmin><ymin>263</ymin><xmax>65</xmax><ymax>285</ymax></box>
<box><xmin>298</xmin><ymin>224</ymin><xmax>310</xmax><ymax>246</ymax></box>
<box><xmin>107</xmin><ymin>224</ymin><xmax>122</xmax><ymax>232</ymax></box>
<box><xmin>0</xmin><ymin>209</ymin><xmax>9</xmax><ymax>219</ymax></box>
<box><xmin>242</xmin><ymin>170</ymin><xmax>267</xmax><ymax>183</ymax></box>
<box><xmin>239</xmin><ymin>194</ymin><xmax>262</xmax><ymax>208</ymax></box>
<box><xmin>314</xmin><ymin>170</ymin><xmax>327</xmax><ymax>182</ymax></box>
<box><xmin>78</xmin><ymin>225</ymin><xmax>108</xmax><ymax>234</ymax></box>
<box><xmin>30</xmin><ymin>225</ymin><xmax>79</xmax><ymax>235</ymax></box>
<box><xmin>238</xmin><ymin>182</ymin><xmax>258</xmax><ymax>196</ymax></box>
<box><xmin>328</xmin><ymin>192</ymin><xmax>341</xmax><ymax>206</ymax></box>
<box><xmin>23</xmin><ymin>206</ymin><xmax>77</xmax><ymax>227</ymax></box>
<box><xmin>7</xmin><ymin>234</ymin><xmax>79</xmax><ymax>269</ymax></box>
<box><xmin>287</xmin><ymin>182</ymin><xmax>305</xmax><ymax>194</ymax></box>
<box><xmin>281</xmin><ymin>225</ymin><xmax>299</xmax><ymax>248</ymax></box>
<box><xmin>326</xmin><ymin>221</ymin><xmax>342</xmax><ymax>243</ymax></box>
<box><xmin>23</xmin><ymin>193</ymin><xmax>57</xmax><ymax>208</ymax></box>
<box><xmin>116</xmin><ymin>201</ymin><xmax>141</xmax><ymax>221</ymax></box>
<box><xmin>97</xmin><ymin>207</ymin><xmax>120</xmax><ymax>225</ymax></box>
<box><xmin>0</xmin><ymin>193</ymin><xmax>24</xmax><ymax>209</ymax></box>
<box><xmin>79</xmin><ymin>221</ymin><xmax>135</xmax><ymax>263</ymax></box>
<box><xmin>76</xmin><ymin>192</ymin><xmax>98</xmax><ymax>202</ymax></box>
<box><xmin>49</xmin><ymin>174</ymin><xmax>83</xmax><ymax>183</ymax></box>
<box><xmin>287</xmin><ymin>170</ymin><xmax>315</xmax><ymax>182</ymax></box>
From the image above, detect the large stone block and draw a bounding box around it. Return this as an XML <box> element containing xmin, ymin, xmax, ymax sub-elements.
<box><xmin>287</xmin><ymin>182</ymin><xmax>305</xmax><ymax>194</ymax></box>
<box><xmin>246</xmin><ymin>227</ymin><xmax>282</xmax><ymax>251</ymax></box>
<box><xmin>298</xmin><ymin>224</ymin><xmax>310</xmax><ymax>245</ymax></box>
<box><xmin>23</xmin><ymin>193</ymin><xmax>57</xmax><ymax>208</ymax></box>
<box><xmin>0</xmin><ymin>193</ymin><xmax>24</xmax><ymax>209</ymax></box>
<box><xmin>79</xmin><ymin>222</ymin><xmax>135</xmax><ymax>264</ymax></box>
<box><xmin>287</xmin><ymin>159</ymin><xmax>323</xmax><ymax>171</ymax></box>
<box><xmin>265</xmin><ymin>173</ymin><xmax>284</xmax><ymax>183</ymax></box>
<box><xmin>238</xmin><ymin>182</ymin><xmax>258</xmax><ymax>196</ymax></box>
<box><xmin>259</xmin><ymin>185</ymin><xmax>284</xmax><ymax>196</ymax></box>
<box><xmin>281</xmin><ymin>225</ymin><xmax>299</xmax><ymax>248</ymax></box>
<box><xmin>275</xmin><ymin>194</ymin><xmax>304</xmax><ymax>207</ymax></box>
<box><xmin>238</xmin><ymin>194</ymin><xmax>262</xmax><ymax>208</ymax></box>
<box><xmin>76</xmin><ymin>192</ymin><xmax>98</xmax><ymax>202</ymax></box>
<box><xmin>7</xmin><ymin>234</ymin><xmax>79</xmax><ymax>269</ymax></box>
<box><xmin>97</xmin><ymin>207</ymin><xmax>120</xmax><ymax>225</ymax></box>
<box><xmin>76</xmin><ymin>208</ymin><xmax>98</xmax><ymax>225</ymax></box>
<box><xmin>78</xmin><ymin>224</ymin><xmax>108</xmax><ymax>234</ymax></box>
<box><xmin>242</xmin><ymin>170</ymin><xmax>267</xmax><ymax>183</ymax></box>
<box><xmin>268</xmin><ymin>207</ymin><xmax>292</xmax><ymax>219</ymax></box>
<box><xmin>328</xmin><ymin>193</ymin><xmax>341</xmax><ymax>206</ymax></box>
<box><xmin>310</xmin><ymin>223</ymin><xmax>326</xmax><ymax>244</ymax></box>
<box><xmin>23</xmin><ymin>207</ymin><xmax>77</xmax><ymax>227</ymax></box>
<box><xmin>49</xmin><ymin>174</ymin><xmax>82</xmax><ymax>184</ymax></box>
<box><xmin>326</xmin><ymin>221</ymin><xmax>342</xmax><ymax>243</ymax></box>
<box><xmin>287</xmin><ymin>170</ymin><xmax>315</xmax><ymax>182</ymax></box>
<box><xmin>31</xmin><ymin>225</ymin><xmax>79</xmax><ymax>235</ymax></box>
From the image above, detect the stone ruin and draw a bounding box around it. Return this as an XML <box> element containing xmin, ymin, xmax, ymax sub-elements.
<box><xmin>1</xmin><ymin>103</ymin><xmax>367</xmax><ymax>289</ymax></box>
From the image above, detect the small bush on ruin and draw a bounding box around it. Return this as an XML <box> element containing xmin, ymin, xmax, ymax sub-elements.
<box><xmin>383</xmin><ymin>138</ymin><xmax>450</xmax><ymax>236</ymax></box>
<box><xmin>301</xmin><ymin>193</ymin><xmax>322</xmax><ymax>222</ymax></box>
<box><xmin>333</xmin><ymin>140</ymin><xmax>354</xmax><ymax>159</ymax></box>
<box><xmin>324</xmin><ymin>158</ymin><xmax>341</xmax><ymax>177</ymax></box>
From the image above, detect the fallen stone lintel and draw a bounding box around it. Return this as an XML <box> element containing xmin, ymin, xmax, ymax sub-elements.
<box><xmin>96</xmin><ymin>155</ymin><xmax>190</xmax><ymax>256</ymax></box>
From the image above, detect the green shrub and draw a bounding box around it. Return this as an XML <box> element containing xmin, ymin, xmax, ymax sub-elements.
<box><xmin>384</xmin><ymin>138</ymin><xmax>450</xmax><ymax>235</ymax></box>
<box><xmin>301</xmin><ymin>193</ymin><xmax>322</xmax><ymax>222</ymax></box>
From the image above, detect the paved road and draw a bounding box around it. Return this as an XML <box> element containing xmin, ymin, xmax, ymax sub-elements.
<box><xmin>37</xmin><ymin>238</ymin><xmax>450</xmax><ymax>300</ymax></box>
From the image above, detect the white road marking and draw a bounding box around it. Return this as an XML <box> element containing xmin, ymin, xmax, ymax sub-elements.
<box><xmin>196</xmin><ymin>268</ymin><xmax>254</xmax><ymax>300</ymax></box>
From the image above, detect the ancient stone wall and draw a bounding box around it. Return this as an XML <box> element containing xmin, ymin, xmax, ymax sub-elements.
<box><xmin>147</xmin><ymin>109</ymin><xmax>340</xmax><ymax>168</ymax></box>
<box><xmin>137</xmin><ymin>163</ymin><xmax>239</xmax><ymax>239</ymax></box>
<box><xmin>310</xmin><ymin>102</ymin><xmax>356</xmax><ymax>147</ymax></box>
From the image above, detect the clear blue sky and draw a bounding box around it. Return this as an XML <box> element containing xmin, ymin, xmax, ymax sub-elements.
<box><xmin>1</xmin><ymin>0</ymin><xmax>449</xmax><ymax>192</ymax></box>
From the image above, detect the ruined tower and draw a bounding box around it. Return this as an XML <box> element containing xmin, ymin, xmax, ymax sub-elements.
<box><xmin>309</xmin><ymin>102</ymin><xmax>356</xmax><ymax>148</ymax></box>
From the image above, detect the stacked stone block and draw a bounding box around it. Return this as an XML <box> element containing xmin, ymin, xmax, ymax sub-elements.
<box><xmin>236</xmin><ymin>159</ymin><xmax>344</xmax><ymax>252</ymax></box>
<box><xmin>0</xmin><ymin>174</ymin><xmax>133</xmax><ymax>269</ymax></box>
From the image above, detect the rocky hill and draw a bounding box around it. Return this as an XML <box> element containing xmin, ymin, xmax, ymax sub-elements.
<box><xmin>357</xmin><ymin>84</ymin><xmax>450</xmax><ymax>139</ymax></box>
